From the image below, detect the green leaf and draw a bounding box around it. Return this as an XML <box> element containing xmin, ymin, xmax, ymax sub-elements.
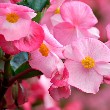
<box><xmin>27</xmin><ymin>0</ymin><xmax>49</xmax><ymax>12</ymax></box>
<box><xmin>14</xmin><ymin>62</ymin><xmax>42</xmax><ymax>80</ymax></box>
<box><xmin>11</xmin><ymin>52</ymin><xmax>28</xmax><ymax>71</ymax></box>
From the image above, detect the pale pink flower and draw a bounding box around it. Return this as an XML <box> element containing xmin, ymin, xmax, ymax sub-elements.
<box><xmin>0</xmin><ymin>3</ymin><xmax>36</xmax><ymax>41</ymax></box>
<box><xmin>53</xmin><ymin>1</ymin><xmax>99</xmax><ymax>45</ymax></box>
<box><xmin>29</xmin><ymin>25</ymin><xmax>64</xmax><ymax>77</ymax></box>
<box><xmin>64</xmin><ymin>38</ymin><xmax>110</xmax><ymax>93</ymax></box>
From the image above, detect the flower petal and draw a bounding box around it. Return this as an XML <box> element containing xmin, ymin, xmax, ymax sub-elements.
<box><xmin>95</xmin><ymin>62</ymin><xmax>110</xmax><ymax>76</ymax></box>
<box><xmin>14</xmin><ymin>21</ymin><xmax>44</xmax><ymax>52</ymax></box>
<box><xmin>60</xmin><ymin>1</ymin><xmax>98</xmax><ymax>28</ymax></box>
<box><xmin>0</xmin><ymin>34</ymin><xmax>20</xmax><ymax>55</ymax></box>
<box><xmin>72</xmin><ymin>38</ymin><xmax>110</xmax><ymax>62</ymax></box>
<box><xmin>65</xmin><ymin>60</ymin><xmax>103</xmax><ymax>94</ymax></box>
<box><xmin>0</xmin><ymin>18</ymin><xmax>31</xmax><ymax>41</ymax></box>
<box><xmin>29</xmin><ymin>50</ymin><xmax>58</xmax><ymax>78</ymax></box>
<box><xmin>53</xmin><ymin>22</ymin><xmax>76</xmax><ymax>45</ymax></box>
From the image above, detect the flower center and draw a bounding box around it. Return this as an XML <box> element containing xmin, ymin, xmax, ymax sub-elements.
<box><xmin>39</xmin><ymin>43</ymin><xmax>49</xmax><ymax>57</ymax></box>
<box><xmin>6</xmin><ymin>13</ymin><xmax>19</xmax><ymax>23</ymax></box>
<box><xmin>81</xmin><ymin>56</ymin><xmax>95</xmax><ymax>69</ymax></box>
<box><xmin>55</xmin><ymin>8</ymin><xmax>60</xmax><ymax>14</ymax></box>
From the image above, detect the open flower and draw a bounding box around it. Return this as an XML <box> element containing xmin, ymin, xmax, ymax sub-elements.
<box><xmin>64</xmin><ymin>38</ymin><xmax>110</xmax><ymax>93</ymax></box>
<box><xmin>53</xmin><ymin>1</ymin><xmax>99</xmax><ymax>45</ymax></box>
<box><xmin>0</xmin><ymin>3</ymin><xmax>36</xmax><ymax>41</ymax></box>
<box><xmin>29</xmin><ymin>25</ymin><xmax>64</xmax><ymax>78</ymax></box>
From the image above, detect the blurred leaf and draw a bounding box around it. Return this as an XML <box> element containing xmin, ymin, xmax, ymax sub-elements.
<box><xmin>0</xmin><ymin>60</ymin><xmax>4</xmax><ymax>71</ymax></box>
<box><xmin>14</xmin><ymin>62</ymin><xmax>42</xmax><ymax>80</ymax></box>
<box><xmin>18</xmin><ymin>0</ymin><xmax>49</xmax><ymax>12</ymax></box>
<box><xmin>0</xmin><ymin>48</ymin><xmax>4</xmax><ymax>59</ymax></box>
<box><xmin>10</xmin><ymin>52</ymin><xmax>28</xmax><ymax>71</ymax></box>
<box><xmin>27</xmin><ymin>0</ymin><xmax>49</xmax><ymax>12</ymax></box>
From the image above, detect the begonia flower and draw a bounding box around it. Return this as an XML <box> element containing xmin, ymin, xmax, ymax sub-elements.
<box><xmin>29</xmin><ymin>25</ymin><xmax>64</xmax><ymax>77</ymax></box>
<box><xmin>0</xmin><ymin>3</ymin><xmax>36</xmax><ymax>41</ymax></box>
<box><xmin>53</xmin><ymin>1</ymin><xmax>99</xmax><ymax>45</ymax></box>
<box><xmin>64</xmin><ymin>38</ymin><xmax>110</xmax><ymax>93</ymax></box>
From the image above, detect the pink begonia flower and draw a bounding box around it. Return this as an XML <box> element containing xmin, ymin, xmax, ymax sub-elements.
<box><xmin>0</xmin><ymin>34</ymin><xmax>20</xmax><ymax>55</ymax></box>
<box><xmin>0</xmin><ymin>3</ymin><xmax>36</xmax><ymax>41</ymax></box>
<box><xmin>29</xmin><ymin>25</ymin><xmax>64</xmax><ymax>77</ymax></box>
<box><xmin>14</xmin><ymin>21</ymin><xmax>44</xmax><ymax>52</ymax></box>
<box><xmin>40</xmin><ymin>0</ymin><xmax>66</xmax><ymax>32</ymax></box>
<box><xmin>64</xmin><ymin>38</ymin><xmax>110</xmax><ymax>93</ymax></box>
<box><xmin>49</xmin><ymin>67</ymin><xmax>71</xmax><ymax>101</ymax></box>
<box><xmin>53</xmin><ymin>1</ymin><xmax>99</xmax><ymax>45</ymax></box>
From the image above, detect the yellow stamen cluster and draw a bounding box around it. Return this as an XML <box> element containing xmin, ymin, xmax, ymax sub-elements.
<box><xmin>81</xmin><ymin>56</ymin><xmax>95</xmax><ymax>69</ymax></box>
<box><xmin>39</xmin><ymin>43</ymin><xmax>49</xmax><ymax>57</ymax></box>
<box><xmin>6</xmin><ymin>13</ymin><xmax>19</xmax><ymax>23</ymax></box>
<box><xmin>55</xmin><ymin>8</ymin><xmax>60</xmax><ymax>14</ymax></box>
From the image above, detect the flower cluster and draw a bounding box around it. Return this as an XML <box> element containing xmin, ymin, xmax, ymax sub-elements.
<box><xmin>0</xmin><ymin>0</ymin><xmax>110</xmax><ymax>109</ymax></box>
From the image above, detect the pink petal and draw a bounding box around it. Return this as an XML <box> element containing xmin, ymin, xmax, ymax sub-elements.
<box><xmin>43</xmin><ymin>25</ymin><xmax>63</xmax><ymax>48</ymax></box>
<box><xmin>53</xmin><ymin>22</ymin><xmax>76</xmax><ymax>45</ymax></box>
<box><xmin>40</xmin><ymin>12</ymin><xmax>54</xmax><ymax>32</ymax></box>
<box><xmin>51</xmin><ymin>14</ymin><xmax>63</xmax><ymax>26</ymax></box>
<box><xmin>49</xmin><ymin>83</ymin><xmax>71</xmax><ymax>101</ymax></box>
<box><xmin>0</xmin><ymin>34</ymin><xmax>20</xmax><ymax>55</ymax></box>
<box><xmin>86</xmin><ymin>39</ymin><xmax>110</xmax><ymax>62</ymax></box>
<box><xmin>63</xmin><ymin>44</ymin><xmax>86</xmax><ymax>61</ymax></box>
<box><xmin>0</xmin><ymin>18</ymin><xmax>31</xmax><ymax>41</ymax></box>
<box><xmin>65</xmin><ymin>60</ymin><xmax>103</xmax><ymax>94</ymax></box>
<box><xmin>29</xmin><ymin>50</ymin><xmax>58</xmax><ymax>78</ymax></box>
<box><xmin>72</xmin><ymin>38</ymin><xmax>110</xmax><ymax>62</ymax></box>
<box><xmin>60</xmin><ymin>1</ymin><xmax>98</xmax><ymax>28</ymax></box>
<box><xmin>42</xmin><ymin>25</ymin><xmax>64</xmax><ymax>58</ymax></box>
<box><xmin>94</xmin><ymin>62</ymin><xmax>110</xmax><ymax>76</ymax></box>
<box><xmin>14</xmin><ymin>21</ymin><xmax>44</xmax><ymax>52</ymax></box>
<box><xmin>87</xmin><ymin>27</ymin><xmax>100</xmax><ymax>38</ymax></box>
<box><xmin>106</xmin><ymin>24</ymin><xmax>110</xmax><ymax>40</ymax></box>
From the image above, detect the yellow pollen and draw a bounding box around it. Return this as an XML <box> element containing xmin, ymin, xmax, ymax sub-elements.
<box><xmin>6</xmin><ymin>13</ymin><xmax>19</xmax><ymax>23</ymax></box>
<box><xmin>39</xmin><ymin>43</ymin><xmax>49</xmax><ymax>57</ymax></box>
<box><xmin>81</xmin><ymin>56</ymin><xmax>95</xmax><ymax>69</ymax></box>
<box><xmin>55</xmin><ymin>8</ymin><xmax>60</xmax><ymax>14</ymax></box>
